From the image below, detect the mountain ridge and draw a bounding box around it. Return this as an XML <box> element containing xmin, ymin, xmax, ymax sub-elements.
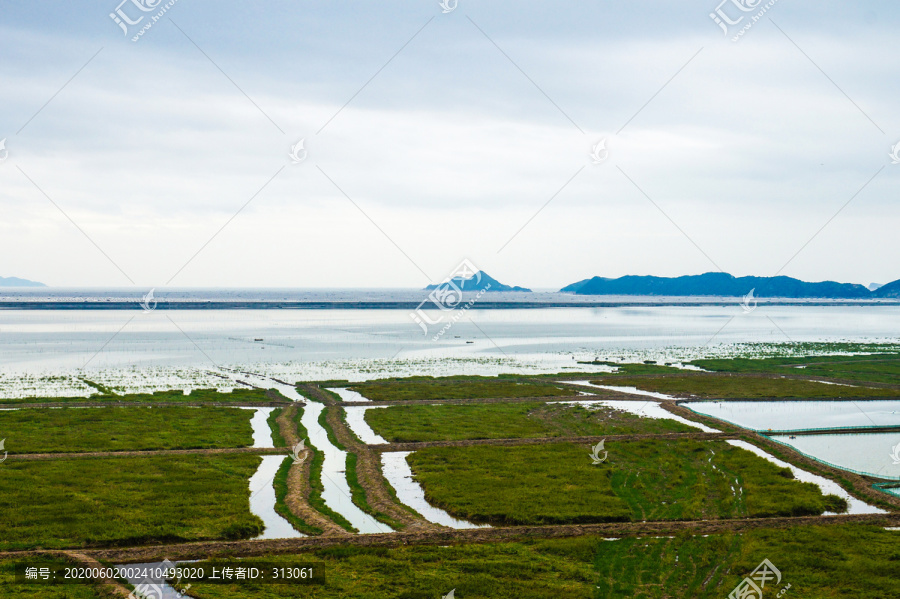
<box><xmin>562</xmin><ymin>272</ymin><xmax>890</xmax><ymax>299</ymax></box>
<box><xmin>0</xmin><ymin>276</ymin><xmax>46</xmax><ymax>287</ymax></box>
<box><xmin>424</xmin><ymin>271</ymin><xmax>531</xmax><ymax>293</ymax></box>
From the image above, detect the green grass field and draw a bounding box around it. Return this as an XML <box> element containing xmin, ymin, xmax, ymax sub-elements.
<box><xmin>589</xmin><ymin>374</ymin><xmax>893</xmax><ymax>398</ymax></box>
<box><xmin>364</xmin><ymin>401</ymin><xmax>695</xmax><ymax>443</ymax></box>
<box><xmin>0</xmin><ymin>455</ymin><xmax>262</xmax><ymax>550</ymax></box>
<box><xmin>0</xmin><ymin>387</ymin><xmax>285</xmax><ymax>405</ymax></box>
<box><xmin>594</xmin><ymin>524</ymin><xmax>900</xmax><ymax>598</ymax></box>
<box><xmin>0</xmin><ymin>407</ymin><xmax>253</xmax><ymax>453</ymax></box>
<box><xmin>692</xmin><ymin>353</ymin><xmax>900</xmax><ymax>385</ymax></box>
<box><xmin>406</xmin><ymin>440</ymin><xmax>843</xmax><ymax>525</ymax></box>
<box><xmin>347</xmin><ymin>376</ymin><xmax>571</xmax><ymax>401</ymax></box>
<box><xmin>168</xmin><ymin>540</ymin><xmax>598</xmax><ymax>599</ymax></box>
<box><xmin>159</xmin><ymin>525</ymin><xmax>900</xmax><ymax>598</ymax></box>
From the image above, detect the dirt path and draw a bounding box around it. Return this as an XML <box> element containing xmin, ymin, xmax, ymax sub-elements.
<box><xmin>63</xmin><ymin>551</ymin><xmax>134</xmax><ymax>597</ymax></box>
<box><xmin>57</xmin><ymin>512</ymin><xmax>899</xmax><ymax>564</ymax></box>
<box><xmin>660</xmin><ymin>402</ymin><xmax>742</xmax><ymax>432</ymax></box>
<box><xmin>300</xmin><ymin>384</ymin><xmax>443</xmax><ymax>532</ymax></box>
<box><xmin>749</xmin><ymin>433</ymin><xmax>900</xmax><ymax>510</ymax></box>
<box><xmin>8</xmin><ymin>447</ymin><xmax>289</xmax><ymax>461</ymax></box>
<box><xmin>285</xmin><ymin>454</ymin><xmax>350</xmax><ymax>537</ymax></box>
<box><xmin>337</xmin><ymin>392</ymin><xmax>652</xmax><ymax>407</ymax></box>
<box><xmin>552</xmin><ymin>371</ymin><xmax>900</xmax><ymax>393</ymax></box>
<box><xmin>273</xmin><ymin>403</ymin><xmax>349</xmax><ymax>536</ymax></box>
<box><xmin>0</xmin><ymin>400</ymin><xmax>290</xmax><ymax>409</ymax></box>
<box><xmin>371</xmin><ymin>431</ymin><xmax>739</xmax><ymax>452</ymax></box>
<box><xmin>276</xmin><ymin>404</ymin><xmax>300</xmax><ymax>448</ymax></box>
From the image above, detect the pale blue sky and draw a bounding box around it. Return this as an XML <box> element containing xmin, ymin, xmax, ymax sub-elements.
<box><xmin>1</xmin><ymin>1</ymin><xmax>898</xmax><ymax>288</ymax></box>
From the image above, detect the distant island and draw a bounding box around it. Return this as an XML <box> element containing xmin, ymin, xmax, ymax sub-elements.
<box><xmin>425</xmin><ymin>271</ymin><xmax>531</xmax><ymax>293</ymax></box>
<box><xmin>874</xmin><ymin>279</ymin><xmax>900</xmax><ymax>298</ymax></box>
<box><xmin>562</xmin><ymin>272</ymin><xmax>900</xmax><ymax>299</ymax></box>
<box><xmin>0</xmin><ymin>276</ymin><xmax>46</xmax><ymax>287</ymax></box>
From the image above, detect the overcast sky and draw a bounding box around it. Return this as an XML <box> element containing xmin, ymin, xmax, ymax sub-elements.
<box><xmin>1</xmin><ymin>0</ymin><xmax>897</xmax><ymax>289</ymax></box>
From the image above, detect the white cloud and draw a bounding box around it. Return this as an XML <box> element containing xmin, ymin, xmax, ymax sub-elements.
<box><xmin>0</xmin><ymin>2</ymin><xmax>897</xmax><ymax>288</ymax></box>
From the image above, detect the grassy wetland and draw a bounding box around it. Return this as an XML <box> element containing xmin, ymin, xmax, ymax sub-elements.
<box><xmin>0</xmin><ymin>387</ymin><xmax>285</xmax><ymax>406</ymax></box>
<box><xmin>0</xmin><ymin>345</ymin><xmax>898</xmax><ymax>597</ymax></box>
<box><xmin>364</xmin><ymin>401</ymin><xmax>695</xmax><ymax>443</ymax></box>
<box><xmin>405</xmin><ymin>440</ymin><xmax>846</xmax><ymax>525</ymax></box>
<box><xmin>0</xmin><ymin>406</ymin><xmax>254</xmax><ymax>453</ymax></box>
<box><xmin>692</xmin><ymin>352</ymin><xmax>900</xmax><ymax>385</ymax></box>
<box><xmin>587</xmin><ymin>373</ymin><xmax>895</xmax><ymax>398</ymax></box>
<box><xmin>345</xmin><ymin>376</ymin><xmax>571</xmax><ymax>401</ymax></box>
<box><xmin>0</xmin><ymin>455</ymin><xmax>263</xmax><ymax>550</ymax></box>
<box><xmin>162</xmin><ymin>524</ymin><xmax>900</xmax><ymax>599</ymax></box>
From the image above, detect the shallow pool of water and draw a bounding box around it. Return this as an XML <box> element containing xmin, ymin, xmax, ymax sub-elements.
<box><xmin>263</xmin><ymin>383</ymin><xmax>393</xmax><ymax>534</ymax></box>
<box><xmin>240</xmin><ymin>407</ymin><xmax>275</xmax><ymax>448</ymax></box>
<box><xmin>343</xmin><ymin>405</ymin><xmax>389</xmax><ymax>444</ymax></box>
<box><xmin>769</xmin><ymin>433</ymin><xmax>900</xmax><ymax>480</ymax></box>
<box><xmin>683</xmin><ymin>400</ymin><xmax>900</xmax><ymax>432</ymax></box>
<box><xmin>249</xmin><ymin>455</ymin><xmax>305</xmax><ymax>539</ymax></box>
<box><xmin>561</xmin><ymin>381</ymin><xmax>678</xmax><ymax>400</ymax></box>
<box><xmin>381</xmin><ymin>452</ymin><xmax>489</xmax><ymax>529</ymax></box>
<box><xmin>327</xmin><ymin>387</ymin><xmax>370</xmax><ymax>402</ymax></box>
<box><xmin>216</xmin><ymin>373</ymin><xmax>394</xmax><ymax>534</ymax></box>
<box><xmin>726</xmin><ymin>440</ymin><xmax>884</xmax><ymax>515</ymax></box>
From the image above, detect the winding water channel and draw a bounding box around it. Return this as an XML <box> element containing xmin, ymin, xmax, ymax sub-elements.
<box><xmin>381</xmin><ymin>451</ymin><xmax>489</xmax><ymax>529</ymax></box>
<box><xmin>234</xmin><ymin>375</ymin><xmax>393</xmax><ymax>534</ymax></box>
